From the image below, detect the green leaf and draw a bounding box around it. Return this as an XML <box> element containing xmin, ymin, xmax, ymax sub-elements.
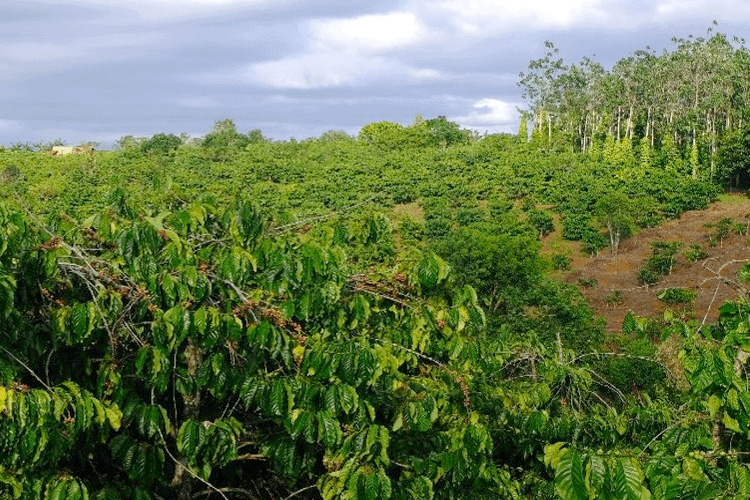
<box><xmin>544</xmin><ymin>442</ymin><xmax>567</xmax><ymax>469</ymax></box>
<box><xmin>708</xmin><ymin>395</ymin><xmax>722</xmax><ymax>419</ymax></box>
<box><xmin>177</xmin><ymin>420</ymin><xmax>204</xmax><ymax>458</ymax></box>
<box><xmin>106</xmin><ymin>405</ymin><xmax>122</xmax><ymax>431</ymax></box>
<box><xmin>392</xmin><ymin>413</ymin><xmax>403</xmax><ymax>432</ymax></box>
<box><xmin>269</xmin><ymin>379</ymin><xmax>287</xmax><ymax>416</ymax></box>
<box><xmin>622</xmin><ymin>311</ymin><xmax>637</xmax><ymax>333</ymax></box>
<box><xmin>357</xmin><ymin>471</ymin><xmax>378</xmax><ymax>500</ymax></box>
<box><xmin>408</xmin><ymin>476</ymin><xmax>433</xmax><ymax>500</ymax></box>
<box><xmin>724</xmin><ymin>412</ymin><xmax>741</xmax><ymax>433</ymax></box>
<box><xmin>554</xmin><ymin>449</ymin><xmax>588</xmax><ymax>500</ymax></box>
<box><xmin>317</xmin><ymin>411</ymin><xmax>341</xmax><ymax>447</ymax></box>
<box><xmin>614</xmin><ymin>458</ymin><xmax>645</xmax><ymax>500</ymax></box>
<box><xmin>138</xmin><ymin>405</ymin><xmax>162</xmax><ymax>439</ymax></box>
<box><xmin>417</xmin><ymin>252</ymin><xmax>447</xmax><ymax>289</ymax></box>
<box><xmin>339</xmin><ymin>385</ymin><xmax>358</xmax><ymax>415</ymax></box>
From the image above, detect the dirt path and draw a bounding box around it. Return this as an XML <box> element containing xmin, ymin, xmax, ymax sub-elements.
<box><xmin>558</xmin><ymin>195</ymin><xmax>750</xmax><ymax>332</ymax></box>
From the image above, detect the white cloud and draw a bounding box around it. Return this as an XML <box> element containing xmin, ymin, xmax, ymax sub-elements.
<box><xmin>655</xmin><ymin>0</ymin><xmax>750</xmax><ymax>21</ymax></box>
<box><xmin>245</xmin><ymin>10</ymin><xmax>440</xmax><ymax>89</ymax></box>
<box><xmin>309</xmin><ymin>12</ymin><xmax>428</xmax><ymax>54</ymax></box>
<box><xmin>452</xmin><ymin>98</ymin><xmax>518</xmax><ymax>133</ymax></box>
<box><xmin>248</xmin><ymin>51</ymin><xmax>441</xmax><ymax>89</ymax></box>
<box><xmin>409</xmin><ymin>68</ymin><xmax>441</xmax><ymax>80</ymax></box>
<box><xmin>249</xmin><ymin>53</ymin><xmax>383</xmax><ymax>89</ymax></box>
<box><xmin>423</xmin><ymin>0</ymin><xmax>612</xmax><ymax>33</ymax></box>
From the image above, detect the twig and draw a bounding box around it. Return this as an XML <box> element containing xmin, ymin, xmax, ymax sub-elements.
<box><xmin>697</xmin><ymin>282</ymin><xmax>722</xmax><ymax>334</ymax></box>
<box><xmin>158</xmin><ymin>429</ymin><xmax>229</xmax><ymax>500</ymax></box>
<box><xmin>283</xmin><ymin>485</ymin><xmax>317</xmax><ymax>500</ymax></box>
<box><xmin>0</xmin><ymin>345</ymin><xmax>52</xmax><ymax>391</ymax></box>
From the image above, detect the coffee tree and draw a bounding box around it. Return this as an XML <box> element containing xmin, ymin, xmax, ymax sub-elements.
<box><xmin>0</xmin><ymin>197</ymin><xmax>518</xmax><ymax>500</ymax></box>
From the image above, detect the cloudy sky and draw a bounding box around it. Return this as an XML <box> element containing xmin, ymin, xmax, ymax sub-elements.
<box><xmin>2</xmin><ymin>0</ymin><xmax>750</xmax><ymax>146</ymax></box>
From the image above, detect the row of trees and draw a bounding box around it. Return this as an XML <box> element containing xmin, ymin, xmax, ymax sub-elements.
<box><xmin>519</xmin><ymin>26</ymin><xmax>750</xmax><ymax>176</ymax></box>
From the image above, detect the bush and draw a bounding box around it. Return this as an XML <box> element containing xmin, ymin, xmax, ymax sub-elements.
<box><xmin>631</xmin><ymin>196</ymin><xmax>661</xmax><ymax>228</ymax></box>
<box><xmin>683</xmin><ymin>244</ymin><xmax>707</xmax><ymax>262</ymax></box>
<box><xmin>0</xmin><ymin>164</ymin><xmax>20</xmax><ymax>184</ymax></box>
<box><xmin>600</xmin><ymin>338</ymin><xmax>665</xmax><ymax>396</ymax></box>
<box><xmin>487</xmin><ymin>194</ymin><xmax>514</xmax><ymax>217</ymax></box>
<box><xmin>705</xmin><ymin>217</ymin><xmax>734</xmax><ymax>247</ymax></box>
<box><xmin>399</xmin><ymin>217</ymin><xmax>424</xmax><ymax>242</ymax></box>
<box><xmin>425</xmin><ymin>218</ymin><xmax>452</xmax><ymax>238</ymax></box>
<box><xmin>527</xmin><ymin>209</ymin><xmax>554</xmax><ymax>237</ymax></box>
<box><xmin>552</xmin><ymin>253</ymin><xmax>572</xmax><ymax>271</ymax></box>
<box><xmin>657</xmin><ymin>287</ymin><xmax>697</xmax><ymax>304</ymax></box>
<box><xmin>391</xmin><ymin>184</ymin><xmax>417</xmax><ymax>204</ymax></box>
<box><xmin>638</xmin><ymin>241</ymin><xmax>682</xmax><ymax>285</ymax></box>
<box><xmin>457</xmin><ymin>206</ymin><xmax>486</xmax><ymax>226</ymax></box>
<box><xmin>141</xmin><ymin>133</ymin><xmax>182</xmax><ymax>154</ymax></box>
<box><xmin>638</xmin><ymin>268</ymin><xmax>661</xmax><ymax>285</ymax></box>
<box><xmin>521</xmin><ymin>196</ymin><xmax>536</xmax><ymax>211</ymax></box>
<box><xmin>582</xmin><ymin>231</ymin><xmax>607</xmax><ymax>255</ymax></box>
<box><xmin>562</xmin><ymin>212</ymin><xmax>594</xmax><ymax>240</ymax></box>
<box><xmin>577</xmin><ymin>277</ymin><xmax>597</xmax><ymax>288</ymax></box>
<box><xmin>605</xmin><ymin>290</ymin><xmax>624</xmax><ymax>305</ymax></box>
<box><xmin>738</xmin><ymin>263</ymin><xmax>750</xmax><ymax>282</ymax></box>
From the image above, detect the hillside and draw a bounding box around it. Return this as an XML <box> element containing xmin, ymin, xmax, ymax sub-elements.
<box><xmin>563</xmin><ymin>194</ymin><xmax>750</xmax><ymax>331</ymax></box>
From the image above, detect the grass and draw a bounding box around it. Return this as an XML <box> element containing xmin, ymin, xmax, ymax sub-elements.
<box><xmin>717</xmin><ymin>192</ymin><xmax>750</xmax><ymax>204</ymax></box>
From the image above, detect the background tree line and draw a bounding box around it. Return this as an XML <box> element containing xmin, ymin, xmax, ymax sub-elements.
<box><xmin>519</xmin><ymin>25</ymin><xmax>750</xmax><ymax>185</ymax></box>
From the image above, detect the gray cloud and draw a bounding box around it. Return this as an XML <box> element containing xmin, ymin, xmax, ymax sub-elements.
<box><xmin>2</xmin><ymin>0</ymin><xmax>750</xmax><ymax>145</ymax></box>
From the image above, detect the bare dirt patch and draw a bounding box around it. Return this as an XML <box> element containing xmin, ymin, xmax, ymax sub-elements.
<box><xmin>558</xmin><ymin>194</ymin><xmax>750</xmax><ymax>332</ymax></box>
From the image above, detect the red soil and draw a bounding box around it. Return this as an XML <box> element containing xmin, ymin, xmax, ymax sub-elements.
<box><xmin>562</xmin><ymin>195</ymin><xmax>750</xmax><ymax>332</ymax></box>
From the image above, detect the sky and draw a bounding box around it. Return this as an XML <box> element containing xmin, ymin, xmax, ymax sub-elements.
<box><xmin>3</xmin><ymin>0</ymin><xmax>750</xmax><ymax>147</ymax></box>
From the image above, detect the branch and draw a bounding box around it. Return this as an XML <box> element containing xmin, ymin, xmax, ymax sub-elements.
<box><xmin>283</xmin><ymin>485</ymin><xmax>318</xmax><ymax>500</ymax></box>
<box><xmin>158</xmin><ymin>429</ymin><xmax>229</xmax><ymax>500</ymax></box>
<box><xmin>0</xmin><ymin>345</ymin><xmax>52</xmax><ymax>391</ymax></box>
<box><xmin>193</xmin><ymin>488</ymin><xmax>258</xmax><ymax>499</ymax></box>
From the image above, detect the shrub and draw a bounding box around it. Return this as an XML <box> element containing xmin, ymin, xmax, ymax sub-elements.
<box><xmin>577</xmin><ymin>277</ymin><xmax>597</xmax><ymax>288</ymax></box>
<box><xmin>521</xmin><ymin>196</ymin><xmax>536</xmax><ymax>211</ymax></box>
<box><xmin>638</xmin><ymin>241</ymin><xmax>682</xmax><ymax>285</ymax></box>
<box><xmin>683</xmin><ymin>243</ymin><xmax>708</xmax><ymax>262</ymax></box>
<box><xmin>605</xmin><ymin>290</ymin><xmax>624</xmax><ymax>306</ymax></box>
<box><xmin>705</xmin><ymin>217</ymin><xmax>734</xmax><ymax>247</ymax></box>
<box><xmin>582</xmin><ymin>231</ymin><xmax>607</xmax><ymax>255</ymax></box>
<box><xmin>1</xmin><ymin>164</ymin><xmax>21</xmax><ymax>183</ymax></box>
<box><xmin>391</xmin><ymin>184</ymin><xmax>417</xmax><ymax>204</ymax></box>
<box><xmin>638</xmin><ymin>267</ymin><xmax>661</xmax><ymax>286</ymax></box>
<box><xmin>562</xmin><ymin>212</ymin><xmax>594</xmax><ymax>241</ymax></box>
<box><xmin>425</xmin><ymin>218</ymin><xmax>452</xmax><ymax>238</ymax></box>
<box><xmin>141</xmin><ymin>133</ymin><xmax>182</xmax><ymax>154</ymax></box>
<box><xmin>552</xmin><ymin>253</ymin><xmax>572</xmax><ymax>271</ymax></box>
<box><xmin>600</xmin><ymin>338</ymin><xmax>665</xmax><ymax>396</ymax></box>
<box><xmin>487</xmin><ymin>194</ymin><xmax>514</xmax><ymax>217</ymax></box>
<box><xmin>657</xmin><ymin>287</ymin><xmax>697</xmax><ymax>304</ymax></box>
<box><xmin>457</xmin><ymin>206</ymin><xmax>486</xmax><ymax>226</ymax></box>
<box><xmin>399</xmin><ymin>217</ymin><xmax>424</xmax><ymax>242</ymax></box>
<box><xmin>739</xmin><ymin>263</ymin><xmax>750</xmax><ymax>282</ymax></box>
<box><xmin>527</xmin><ymin>209</ymin><xmax>554</xmax><ymax>237</ymax></box>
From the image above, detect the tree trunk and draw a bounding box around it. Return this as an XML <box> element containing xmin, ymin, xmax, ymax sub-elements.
<box><xmin>547</xmin><ymin>113</ymin><xmax>552</xmax><ymax>143</ymax></box>
<box><xmin>712</xmin><ymin>409</ymin><xmax>725</xmax><ymax>451</ymax></box>
<box><xmin>175</xmin><ymin>342</ymin><xmax>203</xmax><ymax>500</ymax></box>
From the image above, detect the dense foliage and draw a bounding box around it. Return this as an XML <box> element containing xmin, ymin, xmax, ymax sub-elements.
<box><xmin>519</xmin><ymin>27</ymin><xmax>750</xmax><ymax>185</ymax></box>
<box><xmin>4</xmin><ymin>27</ymin><xmax>750</xmax><ymax>500</ymax></box>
